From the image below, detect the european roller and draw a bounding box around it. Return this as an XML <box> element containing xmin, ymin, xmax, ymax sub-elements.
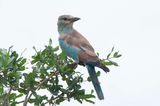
<box><xmin>57</xmin><ymin>15</ymin><xmax>109</xmax><ymax>100</ymax></box>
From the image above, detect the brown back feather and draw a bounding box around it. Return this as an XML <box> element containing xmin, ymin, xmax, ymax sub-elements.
<box><xmin>63</xmin><ymin>30</ymin><xmax>99</xmax><ymax>63</ymax></box>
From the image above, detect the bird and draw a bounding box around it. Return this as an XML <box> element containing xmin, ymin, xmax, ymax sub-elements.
<box><xmin>57</xmin><ymin>15</ymin><xmax>110</xmax><ymax>100</ymax></box>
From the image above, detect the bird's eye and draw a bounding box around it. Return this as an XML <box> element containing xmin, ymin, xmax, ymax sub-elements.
<box><xmin>63</xmin><ymin>18</ymin><xmax>68</xmax><ymax>21</ymax></box>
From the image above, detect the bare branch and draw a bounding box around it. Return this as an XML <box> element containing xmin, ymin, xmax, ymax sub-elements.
<box><xmin>23</xmin><ymin>91</ymin><xmax>30</xmax><ymax>106</ymax></box>
<box><xmin>3</xmin><ymin>86</ymin><xmax>13</xmax><ymax>106</ymax></box>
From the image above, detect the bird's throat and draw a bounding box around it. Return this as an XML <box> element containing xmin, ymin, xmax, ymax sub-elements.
<box><xmin>58</xmin><ymin>24</ymin><xmax>74</xmax><ymax>34</ymax></box>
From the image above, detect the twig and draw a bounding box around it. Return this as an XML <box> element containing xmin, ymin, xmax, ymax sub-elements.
<box><xmin>23</xmin><ymin>71</ymin><xmax>59</xmax><ymax>106</ymax></box>
<box><xmin>3</xmin><ymin>86</ymin><xmax>13</xmax><ymax>106</ymax></box>
<box><xmin>26</xmin><ymin>92</ymin><xmax>33</xmax><ymax>103</ymax></box>
<box><xmin>36</xmin><ymin>71</ymin><xmax>59</xmax><ymax>90</ymax></box>
<box><xmin>44</xmin><ymin>93</ymin><xmax>64</xmax><ymax>105</ymax></box>
<box><xmin>44</xmin><ymin>90</ymin><xmax>74</xmax><ymax>105</ymax></box>
<box><xmin>20</xmin><ymin>48</ymin><xmax>27</xmax><ymax>57</ymax></box>
<box><xmin>8</xmin><ymin>86</ymin><xmax>12</xmax><ymax>95</ymax></box>
<box><xmin>23</xmin><ymin>91</ymin><xmax>30</xmax><ymax>106</ymax></box>
<box><xmin>16</xmin><ymin>100</ymin><xmax>24</xmax><ymax>104</ymax></box>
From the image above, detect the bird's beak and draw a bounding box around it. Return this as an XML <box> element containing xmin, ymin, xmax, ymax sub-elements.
<box><xmin>72</xmin><ymin>17</ymin><xmax>80</xmax><ymax>22</ymax></box>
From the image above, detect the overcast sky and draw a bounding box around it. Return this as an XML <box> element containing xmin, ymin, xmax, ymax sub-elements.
<box><xmin>0</xmin><ymin>0</ymin><xmax>160</xmax><ymax>106</ymax></box>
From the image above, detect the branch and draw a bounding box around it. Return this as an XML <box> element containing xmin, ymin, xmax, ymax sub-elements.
<box><xmin>23</xmin><ymin>71</ymin><xmax>59</xmax><ymax>106</ymax></box>
<box><xmin>23</xmin><ymin>91</ymin><xmax>30</xmax><ymax>106</ymax></box>
<box><xmin>16</xmin><ymin>100</ymin><xmax>25</xmax><ymax>104</ymax></box>
<box><xmin>8</xmin><ymin>86</ymin><xmax>12</xmax><ymax>95</ymax></box>
<box><xmin>44</xmin><ymin>93</ymin><xmax>65</xmax><ymax>105</ymax></box>
<box><xmin>36</xmin><ymin>71</ymin><xmax>59</xmax><ymax>90</ymax></box>
<box><xmin>3</xmin><ymin>86</ymin><xmax>13</xmax><ymax>106</ymax></box>
<box><xmin>44</xmin><ymin>88</ymin><xmax>75</xmax><ymax>105</ymax></box>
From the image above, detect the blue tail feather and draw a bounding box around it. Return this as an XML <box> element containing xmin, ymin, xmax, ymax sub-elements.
<box><xmin>87</xmin><ymin>65</ymin><xmax>104</xmax><ymax>100</ymax></box>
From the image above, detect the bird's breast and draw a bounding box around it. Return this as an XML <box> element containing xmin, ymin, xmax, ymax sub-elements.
<box><xmin>59</xmin><ymin>39</ymin><xmax>81</xmax><ymax>62</ymax></box>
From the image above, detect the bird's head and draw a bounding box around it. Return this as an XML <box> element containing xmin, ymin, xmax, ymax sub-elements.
<box><xmin>57</xmin><ymin>15</ymin><xmax>80</xmax><ymax>27</ymax></box>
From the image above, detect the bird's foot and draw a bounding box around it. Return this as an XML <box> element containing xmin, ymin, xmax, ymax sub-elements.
<box><xmin>78</xmin><ymin>61</ymin><xmax>85</xmax><ymax>67</ymax></box>
<box><xmin>68</xmin><ymin>63</ymin><xmax>78</xmax><ymax>69</ymax></box>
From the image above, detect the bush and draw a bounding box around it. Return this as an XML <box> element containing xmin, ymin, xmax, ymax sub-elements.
<box><xmin>0</xmin><ymin>39</ymin><xmax>121</xmax><ymax>106</ymax></box>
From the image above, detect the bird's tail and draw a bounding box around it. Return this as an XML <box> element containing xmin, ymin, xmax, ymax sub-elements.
<box><xmin>87</xmin><ymin>65</ymin><xmax>104</xmax><ymax>100</ymax></box>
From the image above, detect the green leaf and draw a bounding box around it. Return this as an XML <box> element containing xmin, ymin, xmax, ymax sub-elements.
<box><xmin>77</xmin><ymin>90</ymin><xmax>85</xmax><ymax>95</ymax></box>
<box><xmin>116</xmin><ymin>54</ymin><xmax>122</xmax><ymax>58</ymax></box>
<box><xmin>0</xmin><ymin>84</ymin><xmax>3</xmax><ymax>95</ymax></box>
<box><xmin>42</xmin><ymin>95</ymin><xmax>48</xmax><ymax>100</ymax></box>
<box><xmin>85</xmin><ymin>99</ymin><xmax>95</xmax><ymax>104</ymax></box>
<box><xmin>60</xmin><ymin>88</ymin><xmax>69</xmax><ymax>94</ymax></box>
<box><xmin>56</xmin><ymin>97</ymin><xmax>65</xmax><ymax>104</ymax></box>
<box><xmin>96</xmin><ymin>71</ymin><xmax>101</xmax><ymax>77</ymax></box>
<box><xmin>24</xmin><ymin>72</ymin><xmax>37</xmax><ymax>88</ymax></box>
<box><xmin>110</xmin><ymin>60</ymin><xmax>119</xmax><ymax>66</ymax></box>
<box><xmin>9</xmin><ymin>93</ymin><xmax>17</xmax><ymax>100</ymax></box>
<box><xmin>78</xmin><ymin>94</ymin><xmax>95</xmax><ymax>99</ymax></box>
<box><xmin>60</xmin><ymin>51</ymin><xmax>67</xmax><ymax>60</ymax></box>
<box><xmin>49</xmin><ymin>38</ymin><xmax>52</xmax><ymax>46</ymax></box>
<box><xmin>18</xmin><ymin>88</ymin><xmax>27</xmax><ymax>94</ymax></box>
<box><xmin>76</xmin><ymin>98</ymin><xmax>82</xmax><ymax>104</ymax></box>
<box><xmin>1</xmin><ymin>77</ymin><xmax>8</xmax><ymax>86</ymax></box>
<box><xmin>28</xmin><ymin>99</ymin><xmax>35</xmax><ymax>103</ymax></box>
<box><xmin>113</xmin><ymin>51</ymin><xmax>122</xmax><ymax>58</ymax></box>
<box><xmin>33</xmin><ymin>46</ymin><xmax>38</xmax><ymax>53</ymax></box>
<box><xmin>111</xmin><ymin>46</ymin><xmax>114</xmax><ymax>52</ymax></box>
<box><xmin>87</xmin><ymin>77</ymin><xmax>91</xmax><ymax>82</ymax></box>
<box><xmin>107</xmin><ymin>53</ymin><xmax>111</xmax><ymax>59</ymax></box>
<box><xmin>16</xmin><ymin>94</ymin><xmax>23</xmax><ymax>98</ymax></box>
<box><xmin>113</xmin><ymin>51</ymin><xmax>119</xmax><ymax>57</ymax></box>
<box><xmin>104</xmin><ymin>61</ymin><xmax>114</xmax><ymax>65</ymax></box>
<box><xmin>91</xmin><ymin>89</ymin><xmax>94</xmax><ymax>94</ymax></box>
<box><xmin>53</xmin><ymin>46</ymin><xmax>59</xmax><ymax>52</ymax></box>
<box><xmin>19</xmin><ymin>58</ymin><xmax>26</xmax><ymax>66</ymax></box>
<box><xmin>96</xmin><ymin>52</ymin><xmax>99</xmax><ymax>57</ymax></box>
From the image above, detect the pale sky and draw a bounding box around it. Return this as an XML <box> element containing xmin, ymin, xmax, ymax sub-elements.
<box><xmin>0</xmin><ymin>0</ymin><xmax>160</xmax><ymax>106</ymax></box>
